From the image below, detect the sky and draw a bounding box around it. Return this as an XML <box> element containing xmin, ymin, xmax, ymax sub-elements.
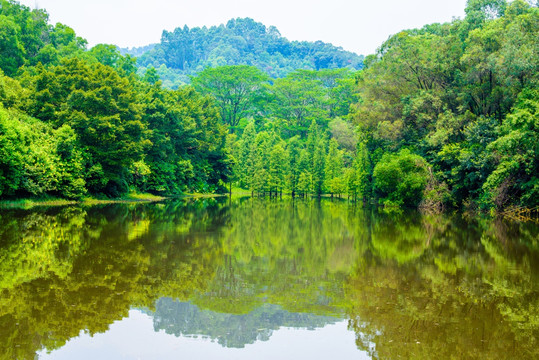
<box><xmin>18</xmin><ymin>0</ymin><xmax>468</xmax><ymax>55</ymax></box>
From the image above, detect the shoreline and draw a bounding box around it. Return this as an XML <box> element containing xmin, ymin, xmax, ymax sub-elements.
<box><xmin>0</xmin><ymin>193</ymin><xmax>226</xmax><ymax>209</ymax></box>
<box><xmin>2</xmin><ymin>193</ymin><xmax>537</xmax><ymax>224</ymax></box>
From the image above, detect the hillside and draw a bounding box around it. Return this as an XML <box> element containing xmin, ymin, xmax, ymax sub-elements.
<box><xmin>121</xmin><ymin>18</ymin><xmax>364</xmax><ymax>88</ymax></box>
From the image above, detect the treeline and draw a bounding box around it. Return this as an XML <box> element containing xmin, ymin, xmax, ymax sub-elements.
<box><xmin>1</xmin><ymin>0</ymin><xmax>537</xmax><ymax>210</ymax></box>
<box><xmin>124</xmin><ymin>17</ymin><xmax>364</xmax><ymax>88</ymax></box>
<box><xmin>213</xmin><ymin>0</ymin><xmax>537</xmax><ymax>211</ymax></box>
<box><xmin>0</xmin><ymin>0</ymin><xmax>231</xmax><ymax>199</ymax></box>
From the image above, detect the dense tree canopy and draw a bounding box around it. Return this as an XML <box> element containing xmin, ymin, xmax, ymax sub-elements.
<box><xmin>216</xmin><ymin>0</ymin><xmax>538</xmax><ymax>210</ymax></box>
<box><xmin>349</xmin><ymin>0</ymin><xmax>538</xmax><ymax>209</ymax></box>
<box><xmin>0</xmin><ymin>0</ymin><xmax>231</xmax><ymax>199</ymax></box>
<box><xmin>123</xmin><ymin>17</ymin><xmax>364</xmax><ymax>88</ymax></box>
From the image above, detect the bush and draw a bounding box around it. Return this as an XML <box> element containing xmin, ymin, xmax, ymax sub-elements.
<box><xmin>0</xmin><ymin>106</ymin><xmax>86</xmax><ymax>199</ymax></box>
<box><xmin>373</xmin><ymin>149</ymin><xmax>428</xmax><ymax>207</ymax></box>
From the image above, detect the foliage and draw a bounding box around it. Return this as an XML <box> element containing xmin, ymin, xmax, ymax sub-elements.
<box><xmin>0</xmin><ymin>3</ymin><xmax>231</xmax><ymax>199</ymax></box>
<box><xmin>0</xmin><ymin>105</ymin><xmax>85</xmax><ymax>199</ymax></box>
<box><xmin>192</xmin><ymin>65</ymin><xmax>268</xmax><ymax>130</ymax></box>
<box><xmin>482</xmin><ymin>89</ymin><xmax>539</xmax><ymax>208</ymax></box>
<box><xmin>352</xmin><ymin>0</ymin><xmax>538</xmax><ymax>209</ymax></box>
<box><xmin>127</xmin><ymin>17</ymin><xmax>363</xmax><ymax>87</ymax></box>
<box><xmin>373</xmin><ymin>149</ymin><xmax>429</xmax><ymax>207</ymax></box>
<box><xmin>23</xmin><ymin>58</ymin><xmax>149</xmax><ymax>195</ymax></box>
<box><xmin>0</xmin><ymin>0</ymin><xmax>86</xmax><ymax>75</ymax></box>
<box><xmin>0</xmin><ymin>199</ymin><xmax>537</xmax><ymax>358</ymax></box>
<box><xmin>0</xmin><ymin>0</ymin><xmax>537</xmax><ymax>209</ymax></box>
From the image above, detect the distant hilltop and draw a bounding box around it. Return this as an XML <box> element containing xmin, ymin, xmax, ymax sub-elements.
<box><xmin>121</xmin><ymin>18</ymin><xmax>364</xmax><ymax>87</ymax></box>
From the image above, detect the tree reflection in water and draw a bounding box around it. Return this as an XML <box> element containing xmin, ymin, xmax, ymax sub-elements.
<box><xmin>0</xmin><ymin>198</ymin><xmax>537</xmax><ymax>359</ymax></box>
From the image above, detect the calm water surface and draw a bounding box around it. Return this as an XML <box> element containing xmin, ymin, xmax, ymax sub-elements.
<box><xmin>0</xmin><ymin>198</ymin><xmax>538</xmax><ymax>359</ymax></box>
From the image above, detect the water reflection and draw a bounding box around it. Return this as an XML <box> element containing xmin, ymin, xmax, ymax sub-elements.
<box><xmin>0</xmin><ymin>198</ymin><xmax>537</xmax><ymax>359</ymax></box>
<box><xmin>153</xmin><ymin>299</ymin><xmax>337</xmax><ymax>348</ymax></box>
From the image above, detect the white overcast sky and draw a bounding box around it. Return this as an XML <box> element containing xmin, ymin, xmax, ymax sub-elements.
<box><xmin>18</xmin><ymin>0</ymin><xmax>468</xmax><ymax>55</ymax></box>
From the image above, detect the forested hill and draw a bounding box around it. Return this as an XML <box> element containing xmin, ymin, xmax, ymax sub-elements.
<box><xmin>121</xmin><ymin>18</ymin><xmax>364</xmax><ymax>87</ymax></box>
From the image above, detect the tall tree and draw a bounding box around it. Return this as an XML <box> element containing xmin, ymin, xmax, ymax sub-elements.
<box><xmin>324</xmin><ymin>139</ymin><xmax>345</xmax><ymax>197</ymax></box>
<box><xmin>192</xmin><ymin>65</ymin><xmax>268</xmax><ymax>130</ymax></box>
<box><xmin>268</xmin><ymin>143</ymin><xmax>288</xmax><ymax>197</ymax></box>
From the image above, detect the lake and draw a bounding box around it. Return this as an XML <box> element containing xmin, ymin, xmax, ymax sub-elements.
<box><xmin>1</xmin><ymin>198</ymin><xmax>538</xmax><ymax>359</ymax></box>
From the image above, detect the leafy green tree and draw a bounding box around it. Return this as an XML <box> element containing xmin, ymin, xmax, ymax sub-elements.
<box><xmin>269</xmin><ymin>75</ymin><xmax>328</xmax><ymax>137</ymax></box>
<box><xmin>434</xmin><ymin>115</ymin><xmax>498</xmax><ymax>206</ymax></box>
<box><xmin>250</xmin><ymin>132</ymin><xmax>272</xmax><ymax>195</ymax></box>
<box><xmin>347</xmin><ymin>142</ymin><xmax>370</xmax><ymax>201</ymax></box>
<box><xmin>143</xmin><ymin>66</ymin><xmax>160</xmax><ymax>84</ymax></box>
<box><xmin>26</xmin><ymin>58</ymin><xmax>150</xmax><ymax>195</ymax></box>
<box><xmin>465</xmin><ymin>0</ymin><xmax>508</xmax><ymax>26</ymax></box>
<box><xmin>237</xmin><ymin>122</ymin><xmax>257</xmax><ymax>189</ymax></box>
<box><xmin>285</xmin><ymin>136</ymin><xmax>302</xmax><ymax>196</ymax></box>
<box><xmin>0</xmin><ymin>14</ymin><xmax>25</xmax><ymax>76</ymax></box>
<box><xmin>482</xmin><ymin>89</ymin><xmax>539</xmax><ymax>208</ymax></box>
<box><xmin>312</xmin><ymin>138</ymin><xmax>327</xmax><ymax>197</ymax></box>
<box><xmin>0</xmin><ymin>105</ymin><xmax>85</xmax><ymax>199</ymax></box>
<box><xmin>88</xmin><ymin>44</ymin><xmax>137</xmax><ymax>76</ymax></box>
<box><xmin>45</xmin><ymin>23</ymin><xmax>87</xmax><ymax>60</ymax></box>
<box><xmin>268</xmin><ymin>143</ymin><xmax>288</xmax><ymax>196</ymax></box>
<box><xmin>89</xmin><ymin>44</ymin><xmax>123</xmax><ymax>67</ymax></box>
<box><xmin>251</xmin><ymin>157</ymin><xmax>268</xmax><ymax>195</ymax></box>
<box><xmin>192</xmin><ymin>65</ymin><xmax>268</xmax><ymax>130</ymax></box>
<box><xmin>328</xmin><ymin>118</ymin><xmax>358</xmax><ymax>153</ymax></box>
<box><xmin>297</xmin><ymin>171</ymin><xmax>313</xmax><ymax>197</ymax></box>
<box><xmin>54</xmin><ymin>124</ymin><xmax>86</xmax><ymax>198</ymax></box>
<box><xmin>0</xmin><ymin>69</ymin><xmax>26</xmax><ymax>109</ymax></box>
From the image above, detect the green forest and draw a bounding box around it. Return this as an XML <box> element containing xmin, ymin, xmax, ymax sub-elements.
<box><xmin>123</xmin><ymin>17</ymin><xmax>364</xmax><ymax>88</ymax></box>
<box><xmin>0</xmin><ymin>0</ymin><xmax>537</xmax><ymax>211</ymax></box>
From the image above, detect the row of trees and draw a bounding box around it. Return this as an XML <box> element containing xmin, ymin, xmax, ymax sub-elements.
<box><xmin>228</xmin><ymin>121</ymin><xmax>369</xmax><ymax>199</ymax></box>
<box><xmin>189</xmin><ymin>65</ymin><xmax>370</xmax><ymax>199</ymax></box>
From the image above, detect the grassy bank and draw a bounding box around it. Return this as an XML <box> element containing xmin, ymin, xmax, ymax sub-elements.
<box><xmin>0</xmin><ymin>193</ymin><xmax>168</xmax><ymax>209</ymax></box>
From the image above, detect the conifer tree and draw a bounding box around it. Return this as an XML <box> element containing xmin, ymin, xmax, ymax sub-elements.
<box><xmin>312</xmin><ymin>138</ymin><xmax>326</xmax><ymax>197</ymax></box>
<box><xmin>324</xmin><ymin>138</ymin><xmax>345</xmax><ymax>197</ymax></box>
<box><xmin>268</xmin><ymin>144</ymin><xmax>288</xmax><ymax>197</ymax></box>
<box><xmin>238</xmin><ymin>122</ymin><xmax>257</xmax><ymax>188</ymax></box>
